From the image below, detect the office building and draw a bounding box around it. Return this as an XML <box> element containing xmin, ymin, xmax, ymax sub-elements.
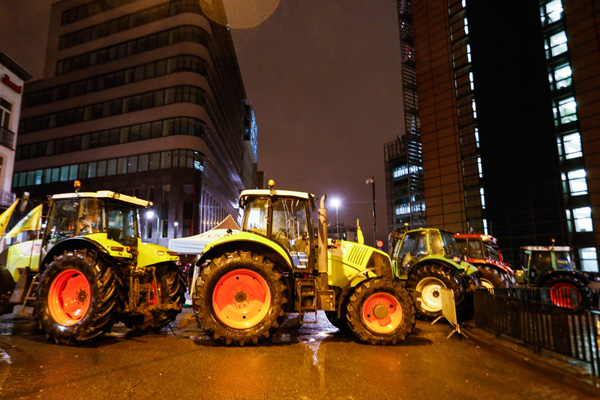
<box><xmin>410</xmin><ymin>0</ymin><xmax>599</xmax><ymax>270</ymax></box>
<box><xmin>385</xmin><ymin>1</ymin><xmax>426</xmax><ymax>235</ymax></box>
<box><xmin>14</xmin><ymin>0</ymin><xmax>257</xmax><ymax>247</ymax></box>
<box><xmin>0</xmin><ymin>53</ymin><xmax>31</xmax><ymax>210</ymax></box>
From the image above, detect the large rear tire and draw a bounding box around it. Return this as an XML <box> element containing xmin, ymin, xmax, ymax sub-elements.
<box><xmin>543</xmin><ymin>274</ymin><xmax>590</xmax><ymax>308</ymax></box>
<box><xmin>477</xmin><ymin>264</ymin><xmax>516</xmax><ymax>291</ymax></box>
<box><xmin>36</xmin><ymin>250</ymin><xmax>123</xmax><ymax>345</ymax></box>
<box><xmin>407</xmin><ymin>264</ymin><xmax>466</xmax><ymax>320</ymax></box>
<box><xmin>194</xmin><ymin>251</ymin><xmax>287</xmax><ymax>345</ymax></box>
<box><xmin>346</xmin><ymin>278</ymin><xmax>415</xmax><ymax>345</ymax></box>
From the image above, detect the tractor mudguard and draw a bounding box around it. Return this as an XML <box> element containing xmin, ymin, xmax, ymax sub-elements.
<box><xmin>199</xmin><ymin>232</ymin><xmax>294</xmax><ymax>274</ymax></box>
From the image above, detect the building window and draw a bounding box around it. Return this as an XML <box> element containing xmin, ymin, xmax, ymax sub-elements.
<box><xmin>557</xmin><ymin>132</ymin><xmax>582</xmax><ymax>160</ymax></box>
<box><xmin>549</xmin><ymin>63</ymin><xmax>572</xmax><ymax>91</ymax></box>
<box><xmin>562</xmin><ymin>169</ymin><xmax>588</xmax><ymax>196</ymax></box>
<box><xmin>579</xmin><ymin>248</ymin><xmax>598</xmax><ymax>272</ymax></box>
<box><xmin>0</xmin><ymin>97</ymin><xmax>12</xmax><ymax>129</ymax></box>
<box><xmin>546</xmin><ymin>31</ymin><xmax>568</xmax><ymax>58</ymax></box>
<box><xmin>540</xmin><ymin>0</ymin><xmax>563</xmax><ymax>25</ymax></box>
<box><xmin>553</xmin><ymin>97</ymin><xmax>577</xmax><ymax>126</ymax></box>
<box><xmin>571</xmin><ymin>207</ymin><xmax>593</xmax><ymax>232</ymax></box>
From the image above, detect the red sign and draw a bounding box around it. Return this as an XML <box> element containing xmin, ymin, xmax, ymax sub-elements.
<box><xmin>2</xmin><ymin>74</ymin><xmax>22</xmax><ymax>94</ymax></box>
<box><xmin>376</xmin><ymin>239</ymin><xmax>384</xmax><ymax>249</ymax></box>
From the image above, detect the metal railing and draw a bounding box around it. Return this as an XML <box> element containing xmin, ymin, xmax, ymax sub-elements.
<box><xmin>474</xmin><ymin>288</ymin><xmax>600</xmax><ymax>377</ymax></box>
<box><xmin>0</xmin><ymin>126</ymin><xmax>16</xmax><ymax>150</ymax></box>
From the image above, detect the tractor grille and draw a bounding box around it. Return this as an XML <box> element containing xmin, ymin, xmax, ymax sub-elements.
<box><xmin>347</xmin><ymin>246</ymin><xmax>369</xmax><ymax>265</ymax></box>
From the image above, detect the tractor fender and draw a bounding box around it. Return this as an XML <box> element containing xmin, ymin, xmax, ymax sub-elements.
<box><xmin>198</xmin><ymin>239</ymin><xmax>294</xmax><ymax>276</ymax></box>
<box><xmin>538</xmin><ymin>270</ymin><xmax>591</xmax><ymax>287</ymax></box>
<box><xmin>40</xmin><ymin>238</ymin><xmax>109</xmax><ymax>272</ymax></box>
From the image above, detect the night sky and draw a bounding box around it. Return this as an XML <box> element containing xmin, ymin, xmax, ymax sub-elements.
<box><xmin>0</xmin><ymin>0</ymin><xmax>405</xmax><ymax>245</ymax></box>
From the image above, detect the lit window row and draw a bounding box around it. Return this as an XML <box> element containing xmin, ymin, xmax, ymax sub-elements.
<box><xmin>17</xmin><ymin>117</ymin><xmax>205</xmax><ymax>161</ymax></box>
<box><xmin>59</xmin><ymin>0</ymin><xmax>203</xmax><ymax>50</ymax></box>
<box><xmin>20</xmin><ymin>85</ymin><xmax>206</xmax><ymax>134</ymax></box>
<box><xmin>395</xmin><ymin>202</ymin><xmax>425</xmax><ymax>216</ymax></box>
<box><xmin>13</xmin><ymin>149</ymin><xmax>204</xmax><ymax>188</ymax></box>
<box><xmin>57</xmin><ymin>25</ymin><xmax>208</xmax><ymax>75</ymax></box>
<box><xmin>393</xmin><ymin>165</ymin><xmax>423</xmax><ymax>179</ymax></box>
<box><xmin>25</xmin><ymin>55</ymin><xmax>207</xmax><ymax>109</ymax></box>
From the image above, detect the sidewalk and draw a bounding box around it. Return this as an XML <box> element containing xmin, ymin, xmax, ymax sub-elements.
<box><xmin>462</xmin><ymin>321</ymin><xmax>600</xmax><ymax>397</ymax></box>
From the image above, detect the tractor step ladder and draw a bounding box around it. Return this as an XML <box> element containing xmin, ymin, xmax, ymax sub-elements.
<box><xmin>14</xmin><ymin>273</ymin><xmax>40</xmax><ymax>316</ymax></box>
<box><xmin>296</xmin><ymin>279</ymin><xmax>317</xmax><ymax>324</ymax></box>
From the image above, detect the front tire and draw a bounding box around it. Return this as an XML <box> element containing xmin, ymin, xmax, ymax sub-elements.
<box><xmin>346</xmin><ymin>278</ymin><xmax>415</xmax><ymax>345</ymax></box>
<box><xmin>194</xmin><ymin>251</ymin><xmax>287</xmax><ymax>345</ymax></box>
<box><xmin>407</xmin><ymin>264</ymin><xmax>466</xmax><ymax>320</ymax></box>
<box><xmin>36</xmin><ymin>250</ymin><xmax>123</xmax><ymax>345</ymax></box>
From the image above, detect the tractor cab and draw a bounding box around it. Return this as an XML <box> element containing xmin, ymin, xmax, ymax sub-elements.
<box><xmin>239</xmin><ymin>185</ymin><xmax>316</xmax><ymax>269</ymax></box>
<box><xmin>41</xmin><ymin>190</ymin><xmax>149</xmax><ymax>263</ymax></box>
<box><xmin>517</xmin><ymin>245</ymin><xmax>576</xmax><ymax>285</ymax></box>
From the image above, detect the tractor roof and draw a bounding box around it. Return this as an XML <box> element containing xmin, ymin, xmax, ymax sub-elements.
<box><xmin>52</xmin><ymin>191</ymin><xmax>151</xmax><ymax>207</ymax></box>
<box><xmin>521</xmin><ymin>246</ymin><xmax>571</xmax><ymax>252</ymax></box>
<box><xmin>454</xmin><ymin>233</ymin><xmax>497</xmax><ymax>243</ymax></box>
<box><xmin>239</xmin><ymin>189</ymin><xmax>315</xmax><ymax>208</ymax></box>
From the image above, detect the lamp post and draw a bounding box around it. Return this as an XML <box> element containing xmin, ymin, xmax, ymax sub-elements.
<box><xmin>331</xmin><ymin>198</ymin><xmax>340</xmax><ymax>240</ymax></box>
<box><xmin>366</xmin><ymin>177</ymin><xmax>376</xmax><ymax>247</ymax></box>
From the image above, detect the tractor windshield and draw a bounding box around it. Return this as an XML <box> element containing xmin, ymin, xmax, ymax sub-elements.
<box><xmin>243</xmin><ymin>198</ymin><xmax>269</xmax><ymax>236</ymax></box>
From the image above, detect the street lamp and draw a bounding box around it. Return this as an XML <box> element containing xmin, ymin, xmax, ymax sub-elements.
<box><xmin>366</xmin><ymin>177</ymin><xmax>376</xmax><ymax>247</ymax></box>
<box><xmin>331</xmin><ymin>198</ymin><xmax>340</xmax><ymax>240</ymax></box>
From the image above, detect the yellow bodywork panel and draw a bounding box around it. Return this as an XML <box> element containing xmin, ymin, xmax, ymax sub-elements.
<box><xmin>6</xmin><ymin>240</ymin><xmax>42</xmax><ymax>281</ymax></box>
<box><xmin>203</xmin><ymin>231</ymin><xmax>292</xmax><ymax>266</ymax></box>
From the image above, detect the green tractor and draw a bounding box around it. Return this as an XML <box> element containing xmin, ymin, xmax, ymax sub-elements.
<box><xmin>0</xmin><ymin>182</ymin><xmax>185</xmax><ymax>344</ymax></box>
<box><xmin>192</xmin><ymin>181</ymin><xmax>416</xmax><ymax>345</ymax></box>
<box><xmin>389</xmin><ymin>227</ymin><xmax>480</xmax><ymax>320</ymax></box>
<box><xmin>516</xmin><ymin>245</ymin><xmax>600</xmax><ymax>307</ymax></box>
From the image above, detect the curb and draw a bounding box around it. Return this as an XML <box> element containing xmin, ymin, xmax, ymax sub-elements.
<box><xmin>462</xmin><ymin>323</ymin><xmax>600</xmax><ymax>397</ymax></box>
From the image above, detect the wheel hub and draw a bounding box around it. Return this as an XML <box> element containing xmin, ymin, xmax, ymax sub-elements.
<box><xmin>373</xmin><ymin>303</ymin><xmax>389</xmax><ymax>319</ymax></box>
<box><xmin>235</xmin><ymin>291</ymin><xmax>247</xmax><ymax>303</ymax></box>
<box><xmin>77</xmin><ymin>289</ymin><xmax>88</xmax><ymax>304</ymax></box>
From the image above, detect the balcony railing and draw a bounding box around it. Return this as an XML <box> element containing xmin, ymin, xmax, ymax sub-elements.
<box><xmin>0</xmin><ymin>126</ymin><xmax>16</xmax><ymax>150</ymax></box>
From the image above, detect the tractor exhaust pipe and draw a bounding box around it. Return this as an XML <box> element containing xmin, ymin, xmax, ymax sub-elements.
<box><xmin>318</xmin><ymin>195</ymin><xmax>329</xmax><ymax>289</ymax></box>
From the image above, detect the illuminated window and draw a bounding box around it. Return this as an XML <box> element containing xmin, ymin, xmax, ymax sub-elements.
<box><xmin>579</xmin><ymin>248</ymin><xmax>598</xmax><ymax>272</ymax></box>
<box><xmin>549</xmin><ymin>63</ymin><xmax>572</xmax><ymax>90</ymax></box>
<box><xmin>480</xmin><ymin>188</ymin><xmax>486</xmax><ymax>209</ymax></box>
<box><xmin>562</xmin><ymin>169</ymin><xmax>588</xmax><ymax>196</ymax></box>
<box><xmin>572</xmin><ymin>207</ymin><xmax>593</xmax><ymax>232</ymax></box>
<box><xmin>466</xmin><ymin>44</ymin><xmax>472</xmax><ymax>62</ymax></box>
<box><xmin>557</xmin><ymin>132</ymin><xmax>582</xmax><ymax>160</ymax></box>
<box><xmin>553</xmin><ymin>97</ymin><xmax>577</xmax><ymax>125</ymax></box>
<box><xmin>464</xmin><ymin>17</ymin><xmax>469</xmax><ymax>35</ymax></box>
<box><xmin>540</xmin><ymin>0</ymin><xmax>563</xmax><ymax>25</ymax></box>
<box><xmin>546</xmin><ymin>31</ymin><xmax>568</xmax><ymax>58</ymax></box>
<box><xmin>0</xmin><ymin>97</ymin><xmax>12</xmax><ymax>129</ymax></box>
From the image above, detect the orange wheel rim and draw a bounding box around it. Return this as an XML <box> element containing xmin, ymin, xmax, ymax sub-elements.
<box><xmin>550</xmin><ymin>282</ymin><xmax>579</xmax><ymax>308</ymax></box>
<box><xmin>48</xmin><ymin>269</ymin><xmax>91</xmax><ymax>326</ymax></box>
<box><xmin>212</xmin><ymin>269</ymin><xmax>271</xmax><ymax>329</ymax></box>
<box><xmin>362</xmin><ymin>292</ymin><xmax>403</xmax><ymax>334</ymax></box>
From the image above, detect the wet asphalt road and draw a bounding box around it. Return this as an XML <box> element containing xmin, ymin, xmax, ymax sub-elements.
<box><xmin>0</xmin><ymin>308</ymin><xmax>597</xmax><ymax>400</ymax></box>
